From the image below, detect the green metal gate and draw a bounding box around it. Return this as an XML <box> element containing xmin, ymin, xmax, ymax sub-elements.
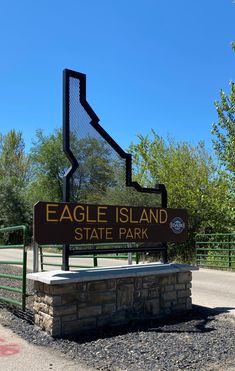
<box><xmin>38</xmin><ymin>243</ymin><xmax>140</xmax><ymax>271</ymax></box>
<box><xmin>0</xmin><ymin>225</ymin><xmax>28</xmax><ymax>310</ymax></box>
<box><xmin>196</xmin><ymin>233</ymin><xmax>235</xmax><ymax>270</ymax></box>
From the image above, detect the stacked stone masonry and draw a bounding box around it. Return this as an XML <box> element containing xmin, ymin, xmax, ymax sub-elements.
<box><xmin>33</xmin><ymin>271</ymin><xmax>192</xmax><ymax>337</ymax></box>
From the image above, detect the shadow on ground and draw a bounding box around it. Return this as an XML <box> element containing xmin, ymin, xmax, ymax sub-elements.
<box><xmin>2</xmin><ymin>303</ymin><xmax>234</xmax><ymax>344</ymax></box>
<box><xmin>62</xmin><ymin>305</ymin><xmax>235</xmax><ymax>343</ymax></box>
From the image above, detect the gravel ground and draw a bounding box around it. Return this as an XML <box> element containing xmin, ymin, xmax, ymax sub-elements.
<box><xmin>0</xmin><ymin>265</ymin><xmax>235</xmax><ymax>371</ymax></box>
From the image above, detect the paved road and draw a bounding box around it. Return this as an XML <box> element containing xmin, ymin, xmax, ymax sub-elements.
<box><xmin>0</xmin><ymin>248</ymin><xmax>132</xmax><ymax>271</ymax></box>
<box><xmin>0</xmin><ymin>321</ymin><xmax>93</xmax><ymax>371</ymax></box>
<box><xmin>1</xmin><ymin>248</ymin><xmax>234</xmax><ymax>314</ymax></box>
<box><xmin>1</xmin><ymin>254</ymin><xmax>235</xmax><ymax>370</ymax></box>
<box><xmin>192</xmin><ymin>268</ymin><xmax>235</xmax><ymax>315</ymax></box>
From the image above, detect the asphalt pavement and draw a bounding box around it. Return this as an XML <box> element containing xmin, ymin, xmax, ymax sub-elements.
<box><xmin>1</xmin><ymin>248</ymin><xmax>234</xmax><ymax>314</ymax></box>
<box><xmin>0</xmin><ymin>319</ymin><xmax>93</xmax><ymax>371</ymax></box>
<box><xmin>1</xmin><ymin>250</ymin><xmax>235</xmax><ymax>370</ymax></box>
<box><xmin>0</xmin><ymin>248</ymin><xmax>131</xmax><ymax>271</ymax></box>
<box><xmin>192</xmin><ymin>268</ymin><xmax>235</xmax><ymax>315</ymax></box>
<box><xmin>1</xmin><ymin>249</ymin><xmax>235</xmax><ymax>315</ymax></box>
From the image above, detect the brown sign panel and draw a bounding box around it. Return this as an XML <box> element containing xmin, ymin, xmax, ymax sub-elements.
<box><xmin>34</xmin><ymin>202</ymin><xmax>188</xmax><ymax>245</ymax></box>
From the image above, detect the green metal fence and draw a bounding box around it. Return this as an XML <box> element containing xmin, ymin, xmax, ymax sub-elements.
<box><xmin>38</xmin><ymin>243</ymin><xmax>140</xmax><ymax>271</ymax></box>
<box><xmin>196</xmin><ymin>233</ymin><xmax>235</xmax><ymax>270</ymax></box>
<box><xmin>0</xmin><ymin>225</ymin><xmax>28</xmax><ymax>310</ymax></box>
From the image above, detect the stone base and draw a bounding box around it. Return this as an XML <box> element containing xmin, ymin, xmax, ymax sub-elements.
<box><xmin>27</xmin><ymin>263</ymin><xmax>197</xmax><ymax>338</ymax></box>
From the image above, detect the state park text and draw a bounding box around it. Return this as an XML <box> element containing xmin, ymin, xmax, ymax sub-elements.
<box><xmin>34</xmin><ymin>202</ymin><xmax>188</xmax><ymax>245</ymax></box>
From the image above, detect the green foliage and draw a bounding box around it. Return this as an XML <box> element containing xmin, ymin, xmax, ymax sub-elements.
<box><xmin>0</xmin><ymin>130</ymin><xmax>31</xmax><ymax>237</ymax></box>
<box><xmin>27</xmin><ymin>129</ymin><xmax>160</xmax><ymax>208</ymax></box>
<box><xmin>130</xmin><ymin>131</ymin><xmax>233</xmax><ymax>261</ymax></box>
<box><xmin>27</xmin><ymin>129</ymin><xmax>126</xmax><ymax>205</ymax></box>
<box><xmin>212</xmin><ymin>42</ymin><xmax>235</xmax><ymax>182</ymax></box>
<box><xmin>206</xmin><ymin>247</ymin><xmax>233</xmax><ymax>269</ymax></box>
<box><xmin>0</xmin><ymin>124</ymin><xmax>233</xmax><ymax>262</ymax></box>
<box><xmin>71</xmin><ymin>136</ymin><xmax>118</xmax><ymax>204</ymax></box>
<box><xmin>0</xmin><ymin>178</ymin><xmax>30</xmax><ymax>227</ymax></box>
<box><xmin>0</xmin><ymin>130</ymin><xmax>29</xmax><ymax>188</ymax></box>
<box><xmin>27</xmin><ymin>129</ymin><xmax>68</xmax><ymax>204</ymax></box>
<box><xmin>212</xmin><ymin>82</ymin><xmax>235</xmax><ymax>176</ymax></box>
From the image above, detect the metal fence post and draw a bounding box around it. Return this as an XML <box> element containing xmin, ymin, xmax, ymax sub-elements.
<box><xmin>22</xmin><ymin>225</ymin><xmax>28</xmax><ymax>311</ymax></box>
<box><xmin>39</xmin><ymin>245</ymin><xmax>44</xmax><ymax>272</ymax></box>
<box><xmin>33</xmin><ymin>241</ymin><xmax>39</xmax><ymax>272</ymax></box>
<box><xmin>22</xmin><ymin>246</ymin><xmax>27</xmax><ymax>312</ymax></box>
<box><xmin>93</xmin><ymin>246</ymin><xmax>98</xmax><ymax>267</ymax></box>
<box><xmin>128</xmin><ymin>243</ymin><xmax>133</xmax><ymax>265</ymax></box>
<box><xmin>228</xmin><ymin>234</ymin><xmax>231</xmax><ymax>269</ymax></box>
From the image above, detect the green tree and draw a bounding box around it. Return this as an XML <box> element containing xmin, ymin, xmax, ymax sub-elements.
<box><xmin>104</xmin><ymin>156</ymin><xmax>162</xmax><ymax>207</ymax></box>
<box><xmin>129</xmin><ymin>131</ymin><xmax>232</xmax><ymax>261</ymax></box>
<box><xmin>28</xmin><ymin>129</ymin><xmax>119</xmax><ymax>205</ymax></box>
<box><xmin>27</xmin><ymin>129</ymin><xmax>68</xmax><ymax>204</ymax></box>
<box><xmin>71</xmin><ymin>136</ymin><xmax>117</xmax><ymax>204</ymax></box>
<box><xmin>0</xmin><ymin>130</ymin><xmax>29</xmax><ymax>187</ymax></box>
<box><xmin>0</xmin><ymin>130</ymin><xmax>31</xmax><ymax>237</ymax></box>
<box><xmin>212</xmin><ymin>42</ymin><xmax>235</xmax><ymax>179</ymax></box>
<box><xmin>211</xmin><ymin>82</ymin><xmax>235</xmax><ymax>177</ymax></box>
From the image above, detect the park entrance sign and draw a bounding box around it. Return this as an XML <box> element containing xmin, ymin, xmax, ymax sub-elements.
<box><xmin>32</xmin><ymin>68</ymin><xmax>189</xmax><ymax>269</ymax></box>
<box><xmin>28</xmin><ymin>69</ymin><xmax>194</xmax><ymax>338</ymax></box>
<box><xmin>34</xmin><ymin>201</ymin><xmax>188</xmax><ymax>245</ymax></box>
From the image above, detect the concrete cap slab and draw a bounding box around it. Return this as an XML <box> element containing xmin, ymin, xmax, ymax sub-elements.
<box><xmin>27</xmin><ymin>263</ymin><xmax>198</xmax><ymax>285</ymax></box>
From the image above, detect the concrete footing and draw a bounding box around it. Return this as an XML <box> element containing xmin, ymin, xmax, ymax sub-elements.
<box><xmin>27</xmin><ymin>263</ymin><xmax>197</xmax><ymax>338</ymax></box>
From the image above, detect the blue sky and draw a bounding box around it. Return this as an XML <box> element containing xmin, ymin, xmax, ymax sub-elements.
<box><xmin>0</xmin><ymin>0</ymin><xmax>234</xmax><ymax>153</ymax></box>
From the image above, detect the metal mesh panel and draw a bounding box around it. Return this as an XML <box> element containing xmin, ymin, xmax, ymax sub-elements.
<box><xmin>61</xmin><ymin>69</ymin><xmax>168</xmax><ymax>266</ymax></box>
<box><xmin>68</xmin><ymin>76</ymin><xmax>160</xmax><ymax>207</ymax></box>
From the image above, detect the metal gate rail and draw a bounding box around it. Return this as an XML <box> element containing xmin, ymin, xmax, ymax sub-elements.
<box><xmin>196</xmin><ymin>233</ymin><xmax>235</xmax><ymax>270</ymax></box>
<box><xmin>0</xmin><ymin>225</ymin><xmax>28</xmax><ymax>310</ymax></box>
<box><xmin>37</xmin><ymin>243</ymin><xmax>140</xmax><ymax>272</ymax></box>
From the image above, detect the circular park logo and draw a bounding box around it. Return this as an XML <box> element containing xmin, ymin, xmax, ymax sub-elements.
<box><xmin>170</xmin><ymin>217</ymin><xmax>185</xmax><ymax>234</ymax></box>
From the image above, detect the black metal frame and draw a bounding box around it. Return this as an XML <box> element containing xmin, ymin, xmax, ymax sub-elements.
<box><xmin>62</xmin><ymin>68</ymin><xmax>168</xmax><ymax>270</ymax></box>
